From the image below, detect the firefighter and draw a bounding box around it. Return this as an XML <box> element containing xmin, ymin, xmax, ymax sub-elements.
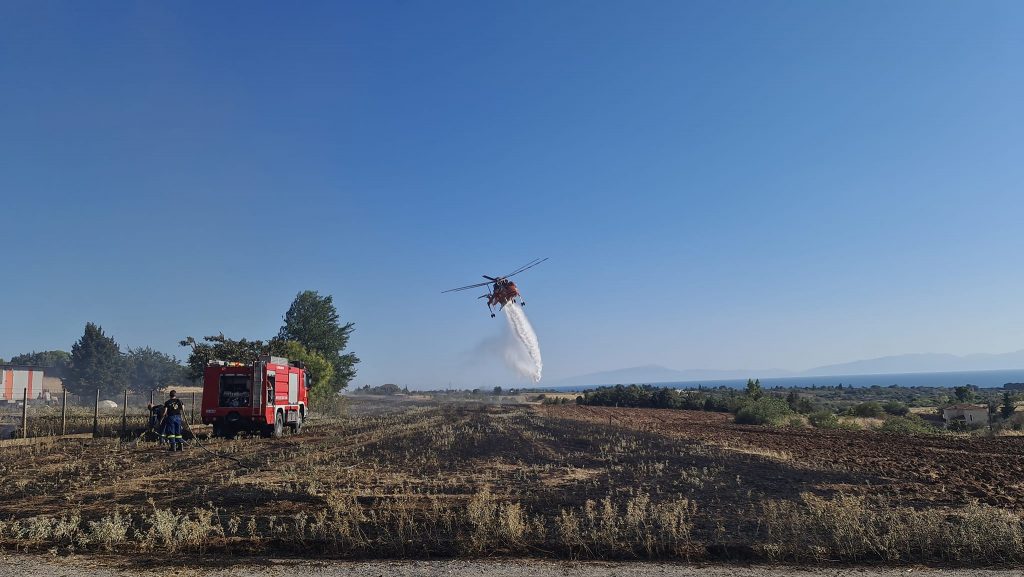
<box><xmin>147</xmin><ymin>402</ymin><xmax>166</xmax><ymax>445</ymax></box>
<box><xmin>161</xmin><ymin>390</ymin><xmax>185</xmax><ymax>452</ymax></box>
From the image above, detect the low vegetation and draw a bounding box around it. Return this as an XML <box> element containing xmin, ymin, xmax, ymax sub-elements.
<box><xmin>574</xmin><ymin>379</ymin><xmax>1021</xmax><ymax>435</ymax></box>
<box><xmin>734</xmin><ymin>397</ymin><xmax>793</xmax><ymax>426</ymax></box>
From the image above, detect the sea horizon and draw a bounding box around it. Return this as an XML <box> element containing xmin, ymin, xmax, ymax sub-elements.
<box><xmin>546</xmin><ymin>368</ymin><xmax>1024</xmax><ymax>393</ymax></box>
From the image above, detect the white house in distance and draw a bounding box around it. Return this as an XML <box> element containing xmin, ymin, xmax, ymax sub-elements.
<box><xmin>942</xmin><ymin>403</ymin><xmax>990</xmax><ymax>428</ymax></box>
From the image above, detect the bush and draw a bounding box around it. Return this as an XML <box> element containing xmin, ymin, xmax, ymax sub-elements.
<box><xmin>808</xmin><ymin>410</ymin><xmax>839</xmax><ymax>429</ymax></box>
<box><xmin>879</xmin><ymin>415</ymin><xmax>935</xmax><ymax>435</ymax></box>
<box><xmin>735</xmin><ymin>396</ymin><xmax>794</xmax><ymax>426</ymax></box>
<box><xmin>851</xmin><ymin>402</ymin><xmax>884</xmax><ymax>418</ymax></box>
<box><xmin>882</xmin><ymin>401</ymin><xmax>909</xmax><ymax>416</ymax></box>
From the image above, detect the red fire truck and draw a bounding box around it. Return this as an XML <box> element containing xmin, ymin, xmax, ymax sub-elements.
<box><xmin>201</xmin><ymin>355</ymin><xmax>309</xmax><ymax>438</ymax></box>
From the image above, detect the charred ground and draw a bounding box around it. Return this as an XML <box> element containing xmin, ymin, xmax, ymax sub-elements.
<box><xmin>0</xmin><ymin>399</ymin><xmax>1021</xmax><ymax>564</ymax></box>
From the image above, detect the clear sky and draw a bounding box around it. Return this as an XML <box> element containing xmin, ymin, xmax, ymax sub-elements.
<box><xmin>2</xmin><ymin>1</ymin><xmax>1022</xmax><ymax>387</ymax></box>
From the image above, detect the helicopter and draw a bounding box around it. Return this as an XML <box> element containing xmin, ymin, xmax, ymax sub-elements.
<box><xmin>442</xmin><ymin>258</ymin><xmax>548</xmax><ymax>317</ymax></box>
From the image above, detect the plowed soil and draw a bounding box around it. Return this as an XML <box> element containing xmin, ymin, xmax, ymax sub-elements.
<box><xmin>543</xmin><ymin>405</ymin><xmax>1024</xmax><ymax>509</ymax></box>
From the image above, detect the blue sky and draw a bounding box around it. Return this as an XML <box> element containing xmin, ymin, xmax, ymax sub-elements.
<box><xmin>2</xmin><ymin>1</ymin><xmax>1022</xmax><ymax>387</ymax></box>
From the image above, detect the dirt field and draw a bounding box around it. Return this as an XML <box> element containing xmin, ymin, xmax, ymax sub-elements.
<box><xmin>0</xmin><ymin>400</ymin><xmax>1021</xmax><ymax>564</ymax></box>
<box><xmin>547</xmin><ymin>405</ymin><xmax>1024</xmax><ymax>509</ymax></box>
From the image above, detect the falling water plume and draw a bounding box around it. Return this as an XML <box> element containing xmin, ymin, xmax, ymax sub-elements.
<box><xmin>502</xmin><ymin>304</ymin><xmax>543</xmax><ymax>383</ymax></box>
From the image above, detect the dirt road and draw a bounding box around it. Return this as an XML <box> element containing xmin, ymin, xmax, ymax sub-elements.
<box><xmin>1</xmin><ymin>555</ymin><xmax>1019</xmax><ymax>577</ymax></box>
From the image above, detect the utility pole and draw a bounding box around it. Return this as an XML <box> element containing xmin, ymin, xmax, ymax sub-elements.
<box><xmin>93</xmin><ymin>388</ymin><xmax>100</xmax><ymax>438</ymax></box>
<box><xmin>121</xmin><ymin>389</ymin><xmax>128</xmax><ymax>441</ymax></box>
<box><xmin>21</xmin><ymin>387</ymin><xmax>28</xmax><ymax>439</ymax></box>
<box><xmin>61</xmin><ymin>387</ymin><xmax>67</xmax><ymax>436</ymax></box>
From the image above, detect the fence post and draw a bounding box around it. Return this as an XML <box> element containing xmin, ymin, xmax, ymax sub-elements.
<box><xmin>191</xmin><ymin>391</ymin><xmax>196</xmax><ymax>423</ymax></box>
<box><xmin>121</xmin><ymin>389</ymin><xmax>128</xmax><ymax>441</ymax></box>
<box><xmin>150</xmin><ymin>389</ymin><xmax>154</xmax><ymax>406</ymax></box>
<box><xmin>61</xmin><ymin>387</ymin><xmax>67</xmax><ymax>436</ymax></box>
<box><xmin>21</xmin><ymin>387</ymin><xmax>28</xmax><ymax>439</ymax></box>
<box><xmin>93</xmin><ymin>388</ymin><xmax>100</xmax><ymax>438</ymax></box>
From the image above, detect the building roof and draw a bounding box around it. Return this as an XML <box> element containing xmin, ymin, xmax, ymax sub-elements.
<box><xmin>944</xmin><ymin>403</ymin><xmax>988</xmax><ymax>410</ymax></box>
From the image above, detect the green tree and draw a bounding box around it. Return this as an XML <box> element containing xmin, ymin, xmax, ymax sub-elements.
<box><xmin>808</xmin><ymin>410</ymin><xmax>839</xmax><ymax>429</ymax></box>
<box><xmin>1001</xmin><ymin>391</ymin><xmax>1017</xmax><ymax>420</ymax></box>
<box><xmin>745</xmin><ymin>378</ymin><xmax>763</xmax><ymax>400</ymax></box>
<box><xmin>127</xmin><ymin>347</ymin><xmax>187</xmax><ymax>391</ymax></box>
<box><xmin>268</xmin><ymin>340</ymin><xmax>335</xmax><ymax>403</ymax></box>
<box><xmin>277</xmin><ymin>290</ymin><xmax>359</xmax><ymax>391</ymax></box>
<box><xmin>179</xmin><ymin>334</ymin><xmax>268</xmax><ymax>381</ymax></box>
<box><xmin>735</xmin><ymin>396</ymin><xmax>793</xmax><ymax>426</ymax></box>
<box><xmin>796</xmin><ymin>397</ymin><xmax>815</xmax><ymax>414</ymax></box>
<box><xmin>68</xmin><ymin>323</ymin><xmax>128</xmax><ymax>397</ymax></box>
<box><xmin>851</xmin><ymin>401</ymin><xmax>884</xmax><ymax>418</ymax></box>
<box><xmin>9</xmin><ymin>350</ymin><xmax>71</xmax><ymax>378</ymax></box>
<box><xmin>882</xmin><ymin>400</ymin><xmax>910</xmax><ymax>416</ymax></box>
<box><xmin>953</xmin><ymin>385</ymin><xmax>977</xmax><ymax>403</ymax></box>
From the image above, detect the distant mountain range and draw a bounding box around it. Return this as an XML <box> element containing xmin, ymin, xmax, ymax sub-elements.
<box><xmin>803</xmin><ymin>350</ymin><xmax>1024</xmax><ymax>376</ymax></box>
<box><xmin>554</xmin><ymin>365</ymin><xmax>790</xmax><ymax>387</ymax></box>
<box><xmin>555</xmin><ymin>350</ymin><xmax>1024</xmax><ymax>387</ymax></box>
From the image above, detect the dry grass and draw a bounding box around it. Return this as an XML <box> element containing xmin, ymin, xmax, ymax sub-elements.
<box><xmin>713</xmin><ymin>442</ymin><xmax>794</xmax><ymax>462</ymax></box>
<box><xmin>838</xmin><ymin>416</ymin><xmax>886</xmax><ymax>429</ymax></box>
<box><xmin>757</xmin><ymin>493</ymin><xmax>1024</xmax><ymax>564</ymax></box>
<box><xmin>0</xmin><ymin>400</ymin><xmax>1021</xmax><ymax>564</ymax></box>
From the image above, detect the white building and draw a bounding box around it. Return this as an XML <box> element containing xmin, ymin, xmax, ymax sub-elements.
<box><xmin>0</xmin><ymin>365</ymin><xmax>45</xmax><ymax>402</ymax></box>
<box><xmin>942</xmin><ymin>403</ymin><xmax>989</xmax><ymax>428</ymax></box>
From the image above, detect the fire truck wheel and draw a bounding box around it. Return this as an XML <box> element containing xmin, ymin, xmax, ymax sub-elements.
<box><xmin>272</xmin><ymin>411</ymin><xmax>284</xmax><ymax>438</ymax></box>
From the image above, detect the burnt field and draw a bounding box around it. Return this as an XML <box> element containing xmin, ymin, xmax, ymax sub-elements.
<box><xmin>554</xmin><ymin>405</ymin><xmax>1024</xmax><ymax>509</ymax></box>
<box><xmin>0</xmin><ymin>400</ymin><xmax>1022</xmax><ymax>564</ymax></box>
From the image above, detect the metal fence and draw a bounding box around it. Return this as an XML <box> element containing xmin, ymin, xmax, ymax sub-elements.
<box><xmin>0</xmin><ymin>388</ymin><xmax>204</xmax><ymax>440</ymax></box>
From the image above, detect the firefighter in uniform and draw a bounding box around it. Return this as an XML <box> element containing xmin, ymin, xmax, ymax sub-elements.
<box><xmin>161</xmin><ymin>390</ymin><xmax>185</xmax><ymax>452</ymax></box>
<box><xmin>147</xmin><ymin>402</ymin><xmax>166</xmax><ymax>445</ymax></box>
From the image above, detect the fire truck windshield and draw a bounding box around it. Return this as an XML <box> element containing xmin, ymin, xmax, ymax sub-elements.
<box><xmin>219</xmin><ymin>374</ymin><xmax>251</xmax><ymax>407</ymax></box>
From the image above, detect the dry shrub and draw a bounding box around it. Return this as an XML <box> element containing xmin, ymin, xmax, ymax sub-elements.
<box><xmin>3</xmin><ymin>492</ymin><xmax>1021</xmax><ymax>564</ymax></box>
<box><xmin>86</xmin><ymin>510</ymin><xmax>129</xmax><ymax>551</ymax></box>
<box><xmin>556</xmin><ymin>491</ymin><xmax>695</xmax><ymax>559</ymax></box>
<box><xmin>757</xmin><ymin>492</ymin><xmax>1024</xmax><ymax>563</ymax></box>
<box><xmin>463</xmin><ymin>490</ymin><xmax>532</xmax><ymax>554</ymax></box>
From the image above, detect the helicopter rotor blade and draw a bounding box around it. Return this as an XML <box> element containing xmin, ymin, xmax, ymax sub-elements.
<box><xmin>444</xmin><ymin>259</ymin><xmax>546</xmax><ymax>293</ymax></box>
<box><xmin>503</xmin><ymin>257</ymin><xmax>549</xmax><ymax>279</ymax></box>
<box><xmin>442</xmin><ymin>281</ymin><xmax>492</xmax><ymax>293</ymax></box>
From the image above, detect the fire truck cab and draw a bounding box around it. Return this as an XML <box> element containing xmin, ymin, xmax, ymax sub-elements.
<box><xmin>201</xmin><ymin>355</ymin><xmax>309</xmax><ymax>438</ymax></box>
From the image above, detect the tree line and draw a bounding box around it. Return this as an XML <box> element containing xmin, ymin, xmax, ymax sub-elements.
<box><xmin>6</xmin><ymin>340</ymin><xmax>185</xmax><ymax>399</ymax></box>
<box><xmin>575</xmin><ymin>383</ymin><xmax>738</xmax><ymax>412</ymax></box>
<box><xmin>5</xmin><ymin>290</ymin><xmax>358</xmax><ymax>403</ymax></box>
<box><xmin>575</xmin><ymin>378</ymin><xmax>1021</xmax><ymax>432</ymax></box>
